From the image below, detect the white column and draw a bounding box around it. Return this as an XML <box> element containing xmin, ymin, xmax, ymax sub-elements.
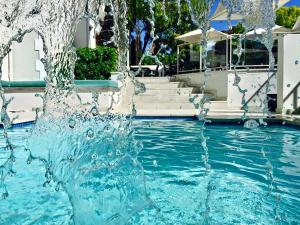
<box><xmin>226</xmin><ymin>37</ymin><xmax>228</xmax><ymax>70</ymax></box>
<box><xmin>199</xmin><ymin>44</ymin><xmax>202</xmax><ymax>71</ymax></box>
<box><xmin>177</xmin><ymin>45</ymin><xmax>180</xmax><ymax>74</ymax></box>
<box><xmin>277</xmin><ymin>34</ymin><xmax>300</xmax><ymax>114</ymax></box>
<box><xmin>229</xmin><ymin>36</ymin><xmax>232</xmax><ymax>71</ymax></box>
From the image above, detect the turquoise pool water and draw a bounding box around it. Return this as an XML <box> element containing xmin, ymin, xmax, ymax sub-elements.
<box><xmin>0</xmin><ymin>120</ymin><xmax>299</xmax><ymax>224</ymax></box>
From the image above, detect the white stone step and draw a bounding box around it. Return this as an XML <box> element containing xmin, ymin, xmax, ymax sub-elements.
<box><xmin>143</xmin><ymin>82</ymin><xmax>183</xmax><ymax>89</ymax></box>
<box><xmin>135</xmin><ymin>102</ymin><xmax>196</xmax><ymax>110</ymax></box>
<box><xmin>137</xmin><ymin>77</ymin><xmax>171</xmax><ymax>83</ymax></box>
<box><xmin>136</xmin><ymin>109</ymin><xmax>196</xmax><ymax>116</ymax></box>
<box><xmin>144</xmin><ymin>87</ymin><xmax>194</xmax><ymax>95</ymax></box>
<box><xmin>134</xmin><ymin>94</ymin><xmax>205</xmax><ymax>103</ymax></box>
<box><xmin>206</xmin><ymin>101</ymin><xmax>230</xmax><ymax>110</ymax></box>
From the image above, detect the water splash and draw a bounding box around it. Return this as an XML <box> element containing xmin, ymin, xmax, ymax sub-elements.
<box><xmin>0</xmin><ymin>0</ymin><xmax>284</xmax><ymax>224</ymax></box>
<box><xmin>186</xmin><ymin>0</ymin><xmax>216</xmax><ymax>171</ymax></box>
<box><xmin>26</xmin><ymin>112</ymin><xmax>149</xmax><ymax>224</ymax></box>
<box><xmin>221</xmin><ymin>0</ymin><xmax>282</xmax><ymax>219</ymax></box>
<box><xmin>0</xmin><ymin>1</ymin><xmax>150</xmax><ymax>224</ymax></box>
<box><xmin>222</xmin><ymin>0</ymin><xmax>278</xmax><ymax>121</ymax></box>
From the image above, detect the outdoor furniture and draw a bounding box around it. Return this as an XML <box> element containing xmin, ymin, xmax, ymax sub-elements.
<box><xmin>130</xmin><ymin>65</ymin><xmax>165</xmax><ymax>77</ymax></box>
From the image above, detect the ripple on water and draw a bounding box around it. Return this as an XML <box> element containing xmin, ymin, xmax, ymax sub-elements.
<box><xmin>0</xmin><ymin>121</ymin><xmax>299</xmax><ymax>224</ymax></box>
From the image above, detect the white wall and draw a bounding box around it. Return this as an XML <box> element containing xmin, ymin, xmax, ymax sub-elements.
<box><xmin>228</xmin><ymin>72</ymin><xmax>277</xmax><ymax>107</ymax></box>
<box><xmin>175</xmin><ymin>70</ymin><xmax>277</xmax><ymax>109</ymax></box>
<box><xmin>1</xmin><ymin>52</ymin><xmax>13</xmax><ymax>80</ymax></box>
<box><xmin>1</xmin><ymin>18</ymin><xmax>98</xmax><ymax>82</ymax></box>
<box><xmin>11</xmin><ymin>32</ymin><xmax>41</xmax><ymax>81</ymax></box>
<box><xmin>1</xmin><ymin>32</ymin><xmax>41</xmax><ymax>81</ymax></box>
<box><xmin>175</xmin><ymin>71</ymin><xmax>228</xmax><ymax>99</ymax></box>
<box><xmin>74</xmin><ymin>18</ymin><xmax>97</xmax><ymax>49</ymax></box>
<box><xmin>3</xmin><ymin>92</ymin><xmax>113</xmax><ymax>113</ymax></box>
<box><xmin>277</xmin><ymin>34</ymin><xmax>300</xmax><ymax>113</ymax></box>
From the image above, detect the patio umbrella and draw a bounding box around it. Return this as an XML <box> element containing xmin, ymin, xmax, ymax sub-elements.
<box><xmin>210</xmin><ymin>0</ymin><xmax>291</xmax><ymax>21</ymax></box>
<box><xmin>175</xmin><ymin>28</ymin><xmax>230</xmax><ymax>70</ymax></box>
<box><xmin>175</xmin><ymin>28</ymin><xmax>229</xmax><ymax>44</ymax></box>
<box><xmin>245</xmin><ymin>25</ymin><xmax>291</xmax><ymax>40</ymax></box>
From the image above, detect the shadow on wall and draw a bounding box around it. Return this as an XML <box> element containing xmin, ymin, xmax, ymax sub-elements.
<box><xmin>291</xmin><ymin>107</ymin><xmax>300</xmax><ymax>115</ymax></box>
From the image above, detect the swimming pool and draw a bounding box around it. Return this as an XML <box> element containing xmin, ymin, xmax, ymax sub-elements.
<box><xmin>0</xmin><ymin>120</ymin><xmax>299</xmax><ymax>224</ymax></box>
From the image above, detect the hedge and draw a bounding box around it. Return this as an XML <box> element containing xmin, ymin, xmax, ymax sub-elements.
<box><xmin>75</xmin><ymin>46</ymin><xmax>117</xmax><ymax>80</ymax></box>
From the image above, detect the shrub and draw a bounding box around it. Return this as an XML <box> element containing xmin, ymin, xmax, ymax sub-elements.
<box><xmin>276</xmin><ymin>6</ymin><xmax>300</xmax><ymax>29</ymax></box>
<box><xmin>75</xmin><ymin>46</ymin><xmax>117</xmax><ymax>80</ymax></box>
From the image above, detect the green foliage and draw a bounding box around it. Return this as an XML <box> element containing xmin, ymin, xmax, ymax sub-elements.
<box><xmin>231</xmin><ymin>23</ymin><xmax>245</xmax><ymax>34</ymax></box>
<box><xmin>188</xmin><ymin>0</ymin><xmax>213</xmax><ymax>25</ymax></box>
<box><xmin>153</xmin><ymin>1</ymin><xmax>197</xmax><ymax>61</ymax></box>
<box><xmin>74</xmin><ymin>47</ymin><xmax>117</xmax><ymax>80</ymax></box>
<box><xmin>127</xmin><ymin>0</ymin><xmax>151</xmax><ymax>31</ymax></box>
<box><xmin>276</xmin><ymin>6</ymin><xmax>300</xmax><ymax>29</ymax></box>
<box><xmin>127</xmin><ymin>0</ymin><xmax>196</xmax><ymax>65</ymax></box>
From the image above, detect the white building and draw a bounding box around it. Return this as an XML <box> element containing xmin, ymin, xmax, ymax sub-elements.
<box><xmin>1</xmin><ymin>16</ymin><xmax>101</xmax><ymax>81</ymax></box>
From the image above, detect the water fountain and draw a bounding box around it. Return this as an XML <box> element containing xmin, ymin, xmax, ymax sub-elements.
<box><xmin>0</xmin><ymin>0</ymin><xmax>296</xmax><ymax>224</ymax></box>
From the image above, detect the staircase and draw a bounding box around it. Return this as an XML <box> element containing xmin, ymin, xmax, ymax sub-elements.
<box><xmin>133</xmin><ymin>77</ymin><xmax>268</xmax><ymax>117</ymax></box>
<box><xmin>133</xmin><ymin>77</ymin><xmax>207</xmax><ymax>116</ymax></box>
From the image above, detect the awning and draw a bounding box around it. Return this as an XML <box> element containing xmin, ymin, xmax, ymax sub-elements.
<box><xmin>246</xmin><ymin>25</ymin><xmax>291</xmax><ymax>35</ymax></box>
<box><xmin>245</xmin><ymin>25</ymin><xmax>292</xmax><ymax>40</ymax></box>
<box><xmin>175</xmin><ymin>28</ymin><xmax>229</xmax><ymax>43</ymax></box>
<box><xmin>293</xmin><ymin>16</ymin><xmax>300</xmax><ymax>31</ymax></box>
<box><xmin>210</xmin><ymin>0</ymin><xmax>291</xmax><ymax>21</ymax></box>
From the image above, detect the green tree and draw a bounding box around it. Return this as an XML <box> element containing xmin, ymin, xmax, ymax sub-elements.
<box><xmin>126</xmin><ymin>0</ymin><xmax>196</xmax><ymax>65</ymax></box>
<box><xmin>154</xmin><ymin>0</ymin><xmax>196</xmax><ymax>50</ymax></box>
<box><xmin>127</xmin><ymin>0</ymin><xmax>152</xmax><ymax>65</ymax></box>
<box><xmin>276</xmin><ymin>6</ymin><xmax>300</xmax><ymax>29</ymax></box>
<box><xmin>231</xmin><ymin>22</ymin><xmax>245</xmax><ymax>34</ymax></box>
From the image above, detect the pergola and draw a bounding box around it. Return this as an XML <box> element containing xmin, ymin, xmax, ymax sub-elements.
<box><xmin>175</xmin><ymin>0</ymin><xmax>296</xmax><ymax>74</ymax></box>
<box><xmin>245</xmin><ymin>25</ymin><xmax>292</xmax><ymax>40</ymax></box>
<box><xmin>175</xmin><ymin>28</ymin><xmax>230</xmax><ymax>72</ymax></box>
<box><xmin>175</xmin><ymin>24</ymin><xmax>297</xmax><ymax>73</ymax></box>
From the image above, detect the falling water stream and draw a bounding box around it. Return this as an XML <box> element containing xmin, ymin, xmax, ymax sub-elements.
<box><xmin>0</xmin><ymin>0</ymin><xmax>286</xmax><ymax>224</ymax></box>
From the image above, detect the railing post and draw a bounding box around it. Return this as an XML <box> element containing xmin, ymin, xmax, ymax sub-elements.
<box><xmin>177</xmin><ymin>45</ymin><xmax>179</xmax><ymax>74</ymax></box>
<box><xmin>294</xmin><ymin>87</ymin><xmax>298</xmax><ymax>110</ymax></box>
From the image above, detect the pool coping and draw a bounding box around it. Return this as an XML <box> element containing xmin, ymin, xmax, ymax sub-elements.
<box><xmin>3</xmin><ymin>115</ymin><xmax>300</xmax><ymax>129</ymax></box>
<box><xmin>1</xmin><ymin>80</ymin><xmax>119</xmax><ymax>93</ymax></box>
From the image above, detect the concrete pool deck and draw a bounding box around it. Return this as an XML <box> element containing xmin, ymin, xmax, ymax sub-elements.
<box><xmin>1</xmin><ymin>78</ymin><xmax>299</xmax><ymax>127</ymax></box>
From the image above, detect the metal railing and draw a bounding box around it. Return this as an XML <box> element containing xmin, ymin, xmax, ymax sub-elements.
<box><xmin>241</xmin><ymin>70</ymin><xmax>277</xmax><ymax>110</ymax></box>
<box><xmin>283</xmin><ymin>81</ymin><xmax>300</xmax><ymax>110</ymax></box>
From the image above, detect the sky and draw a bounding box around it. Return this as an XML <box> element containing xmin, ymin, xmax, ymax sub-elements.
<box><xmin>211</xmin><ymin>0</ymin><xmax>300</xmax><ymax>31</ymax></box>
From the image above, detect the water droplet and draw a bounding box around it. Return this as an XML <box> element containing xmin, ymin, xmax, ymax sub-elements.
<box><xmin>91</xmin><ymin>106</ymin><xmax>98</xmax><ymax>116</ymax></box>
<box><xmin>68</xmin><ymin>155</ymin><xmax>74</xmax><ymax>162</ymax></box>
<box><xmin>244</xmin><ymin>119</ymin><xmax>259</xmax><ymax>129</ymax></box>
<box><xmin>87</xmin><ymin>129</ymin><xmax>94</xmax><ymax>138</ymax></box>
<box><xmin>68</xmin><ymin>118</ymin><xmax>76</xmax><ymax>129</ymax></box>
<box><xmin>27</xmin><ymin>158</ymin><xmax>32</xmax><ymax>165</ymax></box>
<box><xmin>91</xmin><ymin>153</ymin><xmax>98</xmax><ymax>160</ymax></box>
<box><xmin>55</xmin><ymin>184</ymin><xmax>60</xmax><ymax>192</ymax></box>
<box><xmin>1</xmin><ymin>191</ymin><xmax>9</xmax><ymax>199</ymax></box>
